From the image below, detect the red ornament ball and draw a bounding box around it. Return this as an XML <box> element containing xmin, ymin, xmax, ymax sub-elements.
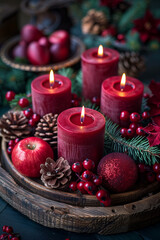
<box><xmin>5</xmin><ymin>91</ymin><xmax>15</xmax><ymax>101</ymax></box>
<box><xmin>97</xmin><ymin>153</ymin><xmax>138</xmax><ymax>193</ymax></box>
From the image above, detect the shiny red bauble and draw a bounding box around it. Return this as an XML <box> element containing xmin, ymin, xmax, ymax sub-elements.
<box><xmin>21</xmin><ymin>24</ymin><xmax>43</xmax><ymax>44</ymax></box>
<box><xmin>12</xmin><ymin>41</ymin><xmax>27</xmax><ymax>59</ymax></box>
<box><xmin>120</xmin><ymin>111</ymin><xmax>130</xmax><ymax>121</ymax></box>
<box><xmin>130</xmin><ymin>112</ymin><xmax>140</xmax><ymax>123</ymax></box>
<box><xmin>97</xmin><ymin>153</ymin><xmax>138</xmax><ymax>193</ymax></box>
<box><xmin>49</xmin><ymin>30</ymin><xmax>70</xmax><ymax>47</ymax></box>
<box><xmin>5</xmin><ymin>91</ymin><xmax>15</xmax><ymax>101</ymax></box>
<box><xmin>83</xmin><ymin>158</ymin><xmax>95</xmax><ymax>170</ymax></box>
<box><xmin>12</xmin><ymin>137</ymin><xmax>53</xmax><ymax>177</ymax></box>
<box><xmin>18</xmin><ymin>98</ymin><xmax>29</xmax><ymax>108</ymax></box>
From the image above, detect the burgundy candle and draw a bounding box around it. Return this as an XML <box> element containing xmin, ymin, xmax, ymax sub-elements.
<box><xmin>58</xmin><ymin>107</ymin><xmax>105</xmax><ymax>166</ymax></box>
<box><xmin>81</xmin><ymin>45</ymin><xmax>119</xmax><ymax>100</ymax></box>
<box><xmin>100</xmin><ymin>74</ymin><xmax>144</xmax><ymax>124</ymax></box>
<box><xmin>31</xmin><ymin>70</ymin><xmax>71</xmax><ymax>116</ymax></box>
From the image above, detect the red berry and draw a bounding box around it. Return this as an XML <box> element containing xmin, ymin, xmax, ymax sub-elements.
<box><xmin>120</xmin><ymin>111</ymin><xmax>130</xmax><ymax>121</ymax></box>
<box><xmin>136</xmin><ymin>127</ymin><xmax>145</xmax><ymax>136</ymax></box>
<box><xmin>96</xmin><ymin>190</ymin><xmax>111</xmax><ymax>206</ymax></box>
<box><xmin>156</xmin><ymin>173</ymin><xmax>160</xmax><ymax>182</ymax></box>
<box><xmin>18</xmin><ymin>98</ymin><xmax>29</xmax><ymax>108</ymax></box>
<box><xmin>14</xmin><ymin>138</ymin><xmax>20</xmax><ymax>144</ymax></box>
<box><xmin>82</xmin><ymin>170</ymin><xmax>93</xmax><ymax>181</ymax></box>
<box><xmin>146</xmin><ymin>172</ymin><xmax>155</xmax><ymax>183</ymax></box>
<box><xmin>130</xmin><ymin>112</ymin><xmax>140</xmax><ymax>123</ymax></box>
<box><xmin>142</xmin><ymin>111</ymin><xmax>150</xmax><ymax>120</ymax></box>
<box><xmin>28</xmin><ymin>118</ymin><xmax>36</xmax><ymax>127</ymax></box>
<box><xmin>84</xmin><ymin>181</ymin><xmax>97</xmax><ymax>195</ymax></box>
<box><xmin>93</xmin><ymin>175</ymin><xmax>102</xmax><ymax>186</ymax></box>
<box><xmin>7</xmin><ymin>146</ymin><xmax>13</xmax><ymax>155</ymax></box>
<box><xmin>8</xmin><ymin>234</ymin><xmax>14</xmax><ymax>239</ymax></box>
<box><xmin>32</xmin><ymin>113</ymin><xmax>40</xmax><ymax>122</ymax></box>
<box><xmin>5</xmin><ymin>226</ymin><xmax>13</xmax><ymax>234</ymax></box>
<box><xmin>129</xmin><ymin>123</ymin><xmax>138</xmax><ymax>132</ymax></box>
<box><xmin>2</xmin><ymin>226</ymin><xmax>7</xmax><ymax>232</ymax></box>
<box><xmin>83</xmin><ymin>158</ymin><xmax>95</xmax><ymax>170</ymax></box>
<box><xmin>127</xmin><ymin>128</ymin><xmax>135</xmax><ymax>138</ymax></box>
<box><xmin>23</xmin><ymin>108</ymin><xmax>33</xmax><ymax>118</ymax></box>
<box><xmin>72</xmin><ymin>162</ymin><xmax>83</xmax><ymax>173</ymax></box>
<box><xmin>5</xmin><ymin>91</ymin><xmax>15</xmax><ymax>101</ymax></box>
<box><xmin>0</xmin><ymin>234</ymin><xmax>7</xmax><ymax>240</ymax></box>
<box><xmin>72</xmin><ymin>93</ymin><xmax>79</xmax><ymax>100</ymax></box>
<box><xmin>153</xmin><ymin>163</ymin><xmax>160</xmax><ymax>173</ymax></box>
<box><xmin>117</xmin><ymin>34</ymin><xmax>125</xmax><ymax>42</ymax></box>
<box><xmin>138</xmin><ymin>163</ymin><xmax>146</xmax><ymax>173</ymax></box>
<box><xmin>77</xmin><ymin>181</ymin><xmax>87</xmax><ymax>194</ymax></box>
<box><xmin>8</xmin><ymin>140</ymin><xmax>15</xmax><ymax>147</ymax></box>
<box><xmin>91</xmin><ymin>96</ymin><xmax>100</xmax><ymax>106</ymax></box>
<box><xmin>69</xmin><ymin>182</ymin><xmax>77</xmax><ymax>192</ymax></box>
<box><xmin>71</xmin><ymin>99</ymin><xmax>80</xmax><ymax>107</ymax></box>
<box><xmin>11</xmin><ymin>238</ymin><xmax>20</xmax><ymax>240</ymax></box>
<box><xmin>143</xmin><ymin>93</ymin><xmax>150</xmax><ymax>98</ymax></box>
<box><xmin>120</xmin><ymin>128</ymin><xmax>127</xmax><ymax>137</ymax></box>
<box><xmin>145</xmin><ymin>165</ymin><xmax>152</xmax><ymax>172</ymax></box>
<box><xmin>101</xmin><ymin>197</ymin><xmax>111</xmax><ymax>207</ymax></box>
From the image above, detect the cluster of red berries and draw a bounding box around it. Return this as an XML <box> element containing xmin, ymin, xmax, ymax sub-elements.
<box><xmin>71</xmin><ymin>93</ymin><xmax>81</xmax><ymax>107</ymax></box>
<box><xmin>0</xmin><ymin>225</ymin><xmax>20</xmax><ymax>240</ymax></box>
<box><xmin>69</xmin><ymin>159</ymin><xmax>111</xmax><ymax>207</ymax></box>
<box><xmin>23</xmin><ymin>108</ymin><xmax>40</xmax><ymax>127</ymax></box>
<box><xmin>5</xmin><ymin>91</ymin><xmax>30</xmax><ymax>109</ymax></box>
<box><xmin>120</xmin><ymin>111</ymin><xmax>150</xmax><ymax>138</ymax></box>
<box><xmin>7</xmin><ymin>139</ymin><xmax>20</xmax><ymax>155</ymax></box>
<box><xmin>138</xmin><ymin>163</ymin><xmax>160</xmax><ymax>183</ymax></box>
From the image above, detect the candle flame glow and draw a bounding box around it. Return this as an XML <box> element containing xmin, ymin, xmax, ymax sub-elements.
<box><xmin>120</xmin><ymin>73</ymin><xmax>126</xmax><ymax>91</ymax></box>
<box><xmin>98</xmin><ymin>45</ymin><xmax>103</xmax><ymax>57</ymax></box>
<box><xmin>80</xmin><ymin>106</ymin><xmax>85</xmax><ymax>124</ymax></box>
<box><xmin>49</xmin><ymin>69</ymin><xmax>54</xmax><ymax>89</ymax></box>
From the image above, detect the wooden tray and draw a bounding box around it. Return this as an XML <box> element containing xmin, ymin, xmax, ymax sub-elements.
<box><xmin>1</xmin><ymin>138</ymin><xmax>160</xmax><ymax>234</ymax></box>
<box><xmin>0</xmin><ymin>35</ymin><xmax>85</xmax><ymax>72</ymax></box>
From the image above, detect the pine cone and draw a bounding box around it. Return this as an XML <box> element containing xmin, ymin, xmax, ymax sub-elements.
<box><xmin>82</xmin><ymin>9</ymin><xmax>108</xmax><ymax>35</ymax></box>
<box><xmin>40</xmin><ymin>157</ymin><xmax>72</xmax><ymax>189</ymax></box>
<box><xmin>34</xmin><ymin>113</ymin><xmax>58</xmax><ymax>149</ymax></box>
<box><xmin>0</xmin><ymin>111</ymin><xmax>31</xmax><ymax>141</ymax></box>
<box><xmin>118</xmin><ymin>51</ymin><xmax>145</xmax><ymax>78</ymax></box>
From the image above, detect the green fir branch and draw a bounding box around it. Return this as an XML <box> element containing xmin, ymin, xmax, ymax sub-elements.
<box><xmin>104</xmin><ymin>118</ymin><xmax>160</xmax><ymax>165</ymax></box>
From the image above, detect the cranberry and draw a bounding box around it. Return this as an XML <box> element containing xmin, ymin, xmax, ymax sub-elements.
<box><xmin>5</xmin><ymin>226</ymin><xmax>13</xmax><ymax>234</ymax></box>
<box><xmin>71</xmin><ymin>99</ymin><xmax>80</xmax><ymax>107</ymax></box>
<box><xmin>93</xmin><ymin>175</ymin><xmax>102</xmax><ymax>186</ymax></box>
<box><xmin>146</xmin><ymin>172</ymin><xmax>155</xmax><ymax>183</ymax></box>
<box><xmin>117</xmin><ymin>34</ymin><xmax>125</xmax><ymax>42</ymax></box>
<box><xmin>91</xmin><ymin>96</ymin><xmax>100</xmax><ymax>106</ymax></box>
<box><xmin>77</xmin><ymin>181</ymin><xmax>87</xmax><ymax>194</ymax></box>
<box><xmin>96</xmin><ymin>190</ymin><xmax>111</xmax><ymax>206</ymax></box>
<box><xmin>32</xmin><ymin>113</ymin><xmax>40</xmax><ymax>123</ymax></box>
<box><xmin>8</xmin><ymin>234</ymin><xmax>14</xmax><ymax>239</ymax></box>
<box><xmin>153</xmin><ymin>163</ymin><xmax>160</xmax><ymax>173</ymax></box>
<box><xmin>7</xmin><ymin>146</ymin><xmax>13</xmax><ymax>155</ymax></box>
<box><xmin>156</xmin><ymin>173</ymin><xmax>160</xmax><ymax>182</ymax></box>
<box><xmin>120</xmin><ymin>128</ymin><xmax>127</xmax><ymax>137</ymax></box>
<box><xmin>69</xmin><ymin>182</ymin><xmax>77</xmax><ymax>192</ymax></box>
<box><xmin>11</xmin><ymin>238</ymin><xmax>20</xmax><ymax>240</ymax></box>
<box><xmin>72</xmin><ymin>162</ymin><xmax>83</xmax><ymax>173</ymax></box>
<box><xmin>72</xmin><ymin>93</ymin><xmax>79</xmax><ymax>100</ymax></box>
<box><xmin>82</xmin><ymin>170</ymin><xmax>93</xmax><ymax>181</ymax></box>
<box><xmin>18</xmin><ymin>98</ymin><xmax>29</xmax><ymax>108</ymax></box>
<box><xmin>28</xmin><ymin>118</ymin><xmax>36</xmax><ymax>127</ymax></box>
<box><xmin>101</xmin><ymin>197</ymin><xmax>111</xmax><ymax>207</ymax></box>
<box><xmin>8</xmin><ymin>140</ymin><xmax>15</xmax><ymax>147</ymax></box>
<box><xmin>130</xmin><ymin>112</ymin><xmax>141</xmax><ymax>123</ymax></box>
<box><xmin>145</xmin><ymin>165</ymin><xmax>152</xmax><ymax>172</ymax></box>
<box><xmin>142</xmin><ymin>111</ymin><xmax>150</xmax><ymax>120</ymax></box>
<box><xmin>84</xmin><ymin>181</ymin><xmax>97</xmax><ymax>195</ymax></box>
<box><xmin>129</xmin><ymin>123</ymin><xmax>138</xmax><ymax>132</ymax></box>
<box><xmin>127</xmin><ymin>128</ymin><xmax>135</xmax><ymax>138</ymax></box>
<box><xmin>14</xmin><ymin>138</ymin><xmax>20</xmax><ymax>144</ymax></box>
<box><xmin>143</xmin><ymin>93</ymin><xmax>150</xmax><ymax>98</ymax></box>
<box><xmin>138</xmin><ymin>163</ymin><xmax>146</xmax><ymax>173</ymax></box>
<box><xmin>120</xmin><ymin>111</ymin><xmax>130</xmax><ymax>121</ymax></box>
<box><xmin>83</xmin><ymin>158</ymin><xmax>95</xmax><ymax>170</ymax></box>
<box><xmin>2</xmin><ymin>225</ymin><xmax>7</xmax><ymax>232</ymax></box>
<box><xmin>0</xmin><ymin>234</ymin><xmax>7</xmax><ymax>240</ymax></box>
<box><xmin>5</xmin><ymin>91</ymin><xmax>15</xmax><ymax>101</ymax></box>
<box><xmin>23</xmin><ymin>108</ymin><xmax>33</xmax><ymax>118</ymax></box>
<box><xmin>136</xmin><ymin>127</ymin><xmax>145</xmax><ymax>136</ymax></box>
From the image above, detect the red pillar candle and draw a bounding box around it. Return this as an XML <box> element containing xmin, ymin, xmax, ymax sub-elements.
<box><xmin>31</xmin><ymin>71</ymin><xmax>71</xmax><ymax>116</ymax></box>
<box><xmin>81</xmin><ymin>45</ymin><xmax>119</xmax><ymax>100</ymax></box>
<box><xmin>58</xmin><ymin>107</ymin><xmax>105</xmax><ymax>166</ymax></box>
<box><xmin>100</xmin><ymin>74</ymin><xmax>144</xmax><ymax>124</ymax></box>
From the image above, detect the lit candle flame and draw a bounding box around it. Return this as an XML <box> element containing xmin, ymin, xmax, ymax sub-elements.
<box><xmin>98</xmin><ymin>45</ymin><xmax>103</xmax><ymax>57</ymax></box>
<box><xmin>80</xmin><ymin>106</ymin><xmax>85</xmax><ymax>124</ymax></box>
<box><xmin>120</xmin><ymin>73</ymin><xmax>126</xmax><ymax>91</ymax></box>
<box><xmin>49</xmin><ymin>69</ymin><xmax>54</xmax><ymax>89</ymax></box>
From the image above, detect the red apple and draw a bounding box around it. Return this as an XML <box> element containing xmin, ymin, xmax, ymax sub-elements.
<box><xmin>38</xmin><ymin>37</ymin><xmax>50</xmax><ymax>48</ymax></box>
<box><xmin>50</xmin><ymin>44</ymin><xmax>69</xmax><ymax>62</ymax></box>
<box><xmin>21</xmin><ymin>24</ymin><xmax>43</xmax><ymax>44</ymax></box>
<box><xmin>12</xmin><ymin>41</ymin><xmax>27</xmax><ymax>59</ymax></box>
<box><xmin>27</xmin><ymin>41</ymin><xmax>50</xmax><ymax>65</ymax></box>
<box><xmin>49</xmin><ymin>30</ymin><xmax>70</xmax><ymax>47</ymax></box>
<box><xmin>11</xmin><ymin>137</ymin><xmax>53</xmax><ymax>178</ymax></box>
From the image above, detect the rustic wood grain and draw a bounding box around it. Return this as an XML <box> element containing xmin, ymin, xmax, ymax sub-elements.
<box><xmin>1</xmin><ymin>139</ymin><xmax>160</xmax><ymax>207</ymax></box>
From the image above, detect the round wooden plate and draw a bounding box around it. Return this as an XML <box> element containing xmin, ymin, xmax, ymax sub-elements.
<box><xmin>0</xmin><ymin>35</ymin><xmax>85</xmax><ymax>72</ymax></box>
<box><xmin>1</xmin><ymin>139</ymin><xmax>160</xmax><ymax>207</ymax></box>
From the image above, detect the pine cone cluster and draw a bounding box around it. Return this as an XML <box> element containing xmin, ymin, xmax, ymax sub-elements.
<box><xmin>118</xmin><ymin>51</ymin><xmax>145</xmax><ymax>78</ymax></box>
<box><xmin>34</xmin><ymin>113</ymin><xmax>58</xmax><ymax>149</ymax></box>
<box><xmin>0</xmin><ymin>111</ymin><xmax>31</xmax><ymax>141</ymax></box>
<box><xmin>40</xmin><ymin>157</ymin><xmax>72</xmax><ymax>189</ymax></box>
<box><xmin>82</xmin><ymin>9</ymin><xmax>108</xmax><ymax>35</ymax></box>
